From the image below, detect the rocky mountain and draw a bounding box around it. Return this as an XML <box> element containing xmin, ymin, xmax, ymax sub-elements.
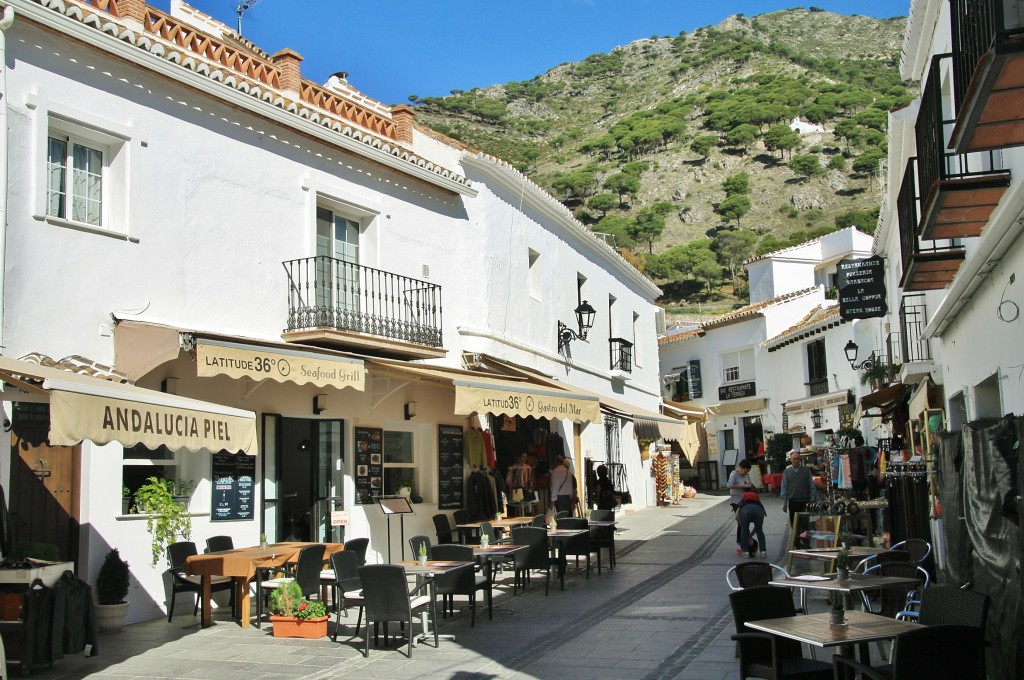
<box><xmin>412</xmin><ymin>8</ymin><xmax>908</xmax><ymax>307</ymax></box>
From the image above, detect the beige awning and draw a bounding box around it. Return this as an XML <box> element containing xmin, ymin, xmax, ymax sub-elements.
<box><xmin>453</xmin><ymin>376</ymin><xmax>601</xmax><ymax>423</ymax></box>
<box><xmin>908</xmin><ymin>378</ymin><xmax>931</xmax><ymax>420</ymax></box>
<box><xmin>784</xmin><ymin>390</ymin><xmax>852</xmax><ymax>415</ymax></box>
<box><xmin>0</xmin><ymin>356</ymin><xmax>257</xmax><ymax>454</ymax></box>
<box><xmin>633</xmin><ymin>414</ymin><xmax>692</xmax><ymax>441</ymax></box>
<box><xmin>706</xmin><ymin>397</ymin><xmax>768</xmax><ymax>416</ymax></box>
<box><xmin>196</xmin><ymin>338</ymin><xmax>365</xmax><ymax>391</ymax></box>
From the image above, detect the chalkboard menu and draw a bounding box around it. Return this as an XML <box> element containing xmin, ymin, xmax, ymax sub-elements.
<box><xmin>211</xmin><ymin>451</ymin><xmax>256</xmax><ymax>521</ymax></box>
<box><xmin>837</xmin><ymin>256</ymin><xmax>887</xmax><ymax>320</ymax></box>
<box><xmin>354</xmin><ymin>427</ymin><xmax>383</xmax><ymax>505</ymax></box>
<box><xmin>437</xmin><ymin>425</ymin><xmax>465</xmax><ymax>510</ymax></box>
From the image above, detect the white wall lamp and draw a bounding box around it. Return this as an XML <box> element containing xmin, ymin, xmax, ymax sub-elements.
<box><xmin>557</xmin><ymin>300</ymin><xmax>597</xmax><ymax>351</ymax></box>
<box><xmin>313</xmin><ymin>394</ymin><xmax>327</xmax><ymax>415</ymax></box>
<box><xmin>404</xmin><ymin>402</ymin><xmax>417</xmax><ymax>420</ymax></box>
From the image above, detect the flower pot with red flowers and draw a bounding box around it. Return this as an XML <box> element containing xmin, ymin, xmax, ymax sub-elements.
<box><xmin>268</xmin><ymin>581</ymin><xmax>328</xmax><ymax>638</ymax></box>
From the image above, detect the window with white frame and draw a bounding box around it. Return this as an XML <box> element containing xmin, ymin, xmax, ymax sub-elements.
<box><xmin>381</xmin><ymin>430</ymin><xmax>418</xmax><ymax>497</ymax></box>
<box><xmin>721</xmin><ymin>348</ymin><xmax>754</xmax><ymax>383</ymax></box>
<box><xmin>35</xmin><ymin>105</ymin><xmax>132</xmax><ymax>236</ymax></box>
<box><xmin>47</xmin><ymin>134</ymin><xmax>103</xmax><ymax>226</ymax></box>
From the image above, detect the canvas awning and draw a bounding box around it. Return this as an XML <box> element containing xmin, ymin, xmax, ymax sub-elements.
<box><xmin>856</xmin><ymin>383</ymin><xmax>910</xmax><ymax>420</ymax></box>
<box><xmin>364</xmin><ymin>358</ymin><xmax>602</xmax><ymax>424</ymax></box>
<box><xmin>784</xmin><ymin>389</ymin><xmax>852</xmax><ymax>415</ymax></box>
<box><xmin>114</xmin><ymin>320</ymin><xmax>366</xmax><ymax>391</ymax></box>
<box><xmin>0</xmin><ymin>356</ymin><xmax>257</xmax><ymax>454</ymax></box>
<box><xmin>453</xmin><ymin>376</ymin><xmax>601</xmax><ymax>423</ymax></box>
<box><xmin>706</xmin><ymin>397</ymin><xmax>767</xmax><ymax>416</ymax></box>
<box><xmin>633</xmin><ymin>414</ymin><xmax>691</xmax><ymax>441</ymax></box>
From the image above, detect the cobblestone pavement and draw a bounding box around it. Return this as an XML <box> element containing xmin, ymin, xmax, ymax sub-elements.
<box><xmin>19</xmin><ymin>492</ymin><xmax>830</xmax><ymax>680</ymax></box>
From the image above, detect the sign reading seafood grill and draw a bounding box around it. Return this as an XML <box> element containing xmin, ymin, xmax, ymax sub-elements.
<box><xmin>837</xmin><ymin>256</ymin><xmax>887</xmax><ymax>320</ymax></box>
<box><xmin>197</xmin><ymin>340</ymin><xmax>365</xmax><ymax>391</ymax></box>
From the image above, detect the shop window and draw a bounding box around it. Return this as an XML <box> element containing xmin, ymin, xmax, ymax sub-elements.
<box><xmin>381</xmin><ymin>430</ymin><xmax>417</xmax><ymax>496</ymax></box>
<box><xmin>122</xmin><ymin>444</ymin><xmax>181</xmax><ymax>506</ymax></box>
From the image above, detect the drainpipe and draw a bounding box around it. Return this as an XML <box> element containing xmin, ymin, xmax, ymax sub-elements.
<box><xmin>0</xmin><ymin>5</ymin><xmax>14</xmax><ymax>355</ymax></box>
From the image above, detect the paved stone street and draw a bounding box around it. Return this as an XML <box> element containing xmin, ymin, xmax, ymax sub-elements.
<box><xmin>20</xmin><ymin>493</ymin><xmax>818</xmax><ymax>680</ymax></box>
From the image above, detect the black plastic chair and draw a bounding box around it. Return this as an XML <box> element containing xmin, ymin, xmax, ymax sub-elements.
<box><xmin>343</xmin><ymin>537</ymin><xmax>369</xmax><ymax>566</ymax></box>
<box><xmin>357</xmin><ymin>564</ymin><xmax>436</xmax><ymax>657</ymax></box>
<box><xmin>205</xmin><ymin>535</ymin><xmax>234</xmax><ymax>553</ymax></box>
<box><xmin>409</xmin><ymin>535</ymin><xmax>432</xmax><ymax>561</ymax></box>
<box><xmin>855</xmin><ymin>549</ymin><xmax>912</xmax><ymax>574</ymax></box>
<box><xmin>165</xmin><ymin>541</ymin><xmax>234</xmax><ymax>622</ymax></box>
<box><xmin>589</xmin><ymin>510</ymin><xmax>615</xmax><ymax>571</ymax></box>
<box><xmin>258</xmin><ymin>544</ymin><xmax>326</xmax><ymax>626</ymax></box>
<box><xmin>432</xmin><ymin>514</ymin><xmax>455</xmax><ymax>544</ymax></box>
<box><xmin>452</xmin><ymin>509</ymin><xmax>472</xmax><ymax>543</ymax></box>
<box><xmin>729</xmin><ymin>586</ymin><xmax>832</xmax><ymax>680</ymax></box>
<box><xmin>530</xmin><ymin>514</ymin><xmax>547</xmax><ymax>527</ymax></box>
<box><xmin>554</xmin><ymin>510</ymin><xmax>571</xmax><ymax>519</ymax></box>
<box><xmin>510</xmin><ymin>526</ymin><xmax>554</xmax><ymax>596</ymax></box>
<box><xmin>430</xmin><ymin>544</ymin><xmax>490</xmax><ymax>626</ymax></box>
<box><xmin>322</xmin><ymin>550</ymin><xmax>364</xmax><ymax>641</ymax></box>
<box><xmin>832</xmin><ymin>624</ymin><xmax>985</xmax><ymax>679</ymax></box>
<box><xmin>556</xmin><ymin>517</ymin><xmax>593</xmax><ymax>581</ymax></box>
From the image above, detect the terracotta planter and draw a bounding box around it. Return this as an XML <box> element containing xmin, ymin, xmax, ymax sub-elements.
<box><xmin>269</xmin><ymin>615</ymin><xmax>328</xmax><ymax>639</ymax></box>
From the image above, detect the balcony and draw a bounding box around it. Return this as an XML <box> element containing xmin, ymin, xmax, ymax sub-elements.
<box><xmin>806</xmin><ymin>377</ymin><xmax>829</xmax><ymax>397</ymax></box>
<box><xmin>282</xmin><ymin>256</ymin><xmax>445</xmax><ymax>359</ymax></box>
<box><xmin>915</xmin><ymin>55</ymin><xmax>1010</xmax><ymax>242</ymax></box>
<box><xmin>897</xmin><ymin>158</ymin><xmax>966</xmax><ymax>291</ymax></box>
<box><xmin>898</xmin><ymin>294</ymin><xmax>934</xmax><ymax>384</ymax></box>
<box><xmin>949</xmin><ymin>0</ymin><xmax>1024</xmax><ymax>153</ymax></box>
<box><xmin>609</xmin><ymin>338</ymin><xmax>633</xmax><ymax>373</ymax></box>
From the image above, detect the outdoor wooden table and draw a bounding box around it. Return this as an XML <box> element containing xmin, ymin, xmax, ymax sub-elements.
<box><xmin>746</xmin><ymin>609</ymin><xmax>922</xmax><ymax>678</ymax></box>
<box><xmin>770</xmin><ymin>571</ymin><xmax>921</xmax><ymax>610</ymax></box>
<box><xmin>184</xmin><ymin>541</ymin><xmax>344</xmax><ymax>628</ymax></box>
<box><xmin>398</xmin><ymin>560</ymin><xmax>475</xmax><ymax>644</ymax></box>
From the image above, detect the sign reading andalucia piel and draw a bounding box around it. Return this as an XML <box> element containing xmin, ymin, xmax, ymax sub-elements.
<box><xmin>196</xmin><ymin>340</ymin><xmax>365</xmax><ymax>391</ymax></box>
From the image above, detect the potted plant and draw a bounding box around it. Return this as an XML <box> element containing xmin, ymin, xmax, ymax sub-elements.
<box><xmin>397</xmin><ymin>478</ymin><xmax>423</xmax><ymax>503</ymax></box>
<box><xmin>133</xmin><ymin>476</ymin><xmax>192</xmax><ymax>566</ymax></box>
<box><xmin>259</xmin><ymin>533</ymin><xmax>269</xmax><ymax>550</ymax></box>
<box><xmin>268</xmin><ymin>581</ymin><xmax>328</xmax><ymax>638</ymax></box>
<box><xmin>835</xmin><ymin>545</ymin><xmax>851</xmax><ymax>580</ymax></box>
<box><xmin>829</xmin><ymin>591</ymin><xmax>847</xmax><ymax>626</ymax></box>
<box><xmin>95</xmin><ymin>548</ymin><xmax>130</xmax><ymax>633</ymax></box>
<box><xmin>417</xmin><ymin>541</ymin><xmax>428</xmax><ymax>566</ymax></box>
<box><xmin>121</xmin><ymin>486</ymin><xmax>132</xmax><ymax>515</ymax></box>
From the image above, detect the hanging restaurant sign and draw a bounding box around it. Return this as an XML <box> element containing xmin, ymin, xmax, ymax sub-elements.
<box><xmin>197</xmin><ymin>339</ymin><xmax>365</xmax><ymax>391</ymax></box>
<box><xmin>837</xmin><ymin>256</ymin><xmax>887</xmax><ymax>320</ymax></box>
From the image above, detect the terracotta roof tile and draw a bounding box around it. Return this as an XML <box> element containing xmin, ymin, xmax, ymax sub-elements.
<box><xmin>658</xmin><ymin>287</ymin><xmax>819</xmax><ymax>346</ymax></box>
<box><xmin>764</xmin><ymin>304</ymin><xmax>846</xmax><ymax>350</ymax></box>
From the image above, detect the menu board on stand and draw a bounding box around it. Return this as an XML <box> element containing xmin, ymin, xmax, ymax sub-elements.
<box><xmin>437</xmin><ymin>424</ymin><xmax>465</xmax><ymax>509</ymax></box>
<box><xmin>211</xmin><ymin>451</ymin><xmax>256</xmax><ymax>521</ymax></box>
<box><xmin>354</xmin><ymin>427</ymin><xmax>383</xmax><ymax>505</ymax></box>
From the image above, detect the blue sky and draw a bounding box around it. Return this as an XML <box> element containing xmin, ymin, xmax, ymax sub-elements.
<box><xmin>152</xmin><ymin>1</ymin><xmax>911</xmax><ymax>105</ymax></box>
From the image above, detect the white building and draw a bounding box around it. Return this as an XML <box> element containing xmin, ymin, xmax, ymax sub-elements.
<box><xmin>660</xmin><ymin>228</ymin><xmax>884</xmax><ymax>486</ymax></box>
<box><xmin>872</xmin><ymin>0</ymin><xmax>1024</xmax><ymax>425</ymax></box>
<box><xmin>0</xmin><ymin>0</ymin><xmax>688</xmax><ymax>623</ymax></box>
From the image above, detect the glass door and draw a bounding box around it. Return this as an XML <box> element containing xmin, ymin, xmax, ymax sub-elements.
<box><xmin>316</xmin><ymin>207</ymin><xmax>360</xmax><ymax>319</ymax></box>
<box><xmin>313</xmin><ymin>420</ymin><xmax>345</xmax><ymax>543</ymax></box>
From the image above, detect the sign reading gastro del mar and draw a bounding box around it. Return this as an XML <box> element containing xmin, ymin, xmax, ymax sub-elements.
<box><xmin>197</xmin><ymin>341</ymin><xmax>365</xmax><ymax>391</ymax></box>
<box><xmin>455</xmin><ymin>380</ymin><xmax>601</xmax><ymax>424</ymax></box>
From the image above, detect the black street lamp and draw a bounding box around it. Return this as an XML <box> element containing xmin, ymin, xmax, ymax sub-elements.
<box><xmin>558</xmin><ymin>300</ymin><xmax>597</xmax><ymax>351</ymax></box>
<box><xmin>844</xmin><ymin>340</ymin><xmax>877</xmax><ymax>370</ymax></box>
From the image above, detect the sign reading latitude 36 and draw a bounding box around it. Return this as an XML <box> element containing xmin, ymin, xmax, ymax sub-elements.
<box><xmin>837</xmin><ymin>256</ymin><xmax>887</xmax><ymax>320</ymax></box>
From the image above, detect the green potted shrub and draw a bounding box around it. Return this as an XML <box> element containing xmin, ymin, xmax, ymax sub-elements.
<box><xmin>121</xmin><ymin>486</ymin><xmax>132</xmax><ymax>515</ymax></box>
<box><xmin>268</xmin><ymin>580</ymin><xmax>328</xmax><ymax>638</ymax></box>
<box><xmin>133</xmin><ymin>476</ymin><xmax>192</xmax><ymax>566</ymax></box>
<box><xmin>829</xmin><ymin>591</ymin><xmax>847</xmax><ymax>626</ymax></box>
<box><xmin>95</xmin><ymin>548</ymin><xmax>131</xmax><ymax>632</ymax></box>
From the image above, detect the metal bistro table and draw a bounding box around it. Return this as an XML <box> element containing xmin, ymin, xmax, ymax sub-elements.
<box><xmin>789</xmin><ymin>546</ymin><xmax>894</xmax><ymax>568</ymax></box>
<box><xmin>746</xmin><ymin>609</ymin><xmax>922</xmax><ymax>678</ymax></box>
<box><xmin>770</xmin><ymin>571</ymin><xmax>921</xmax><ymax>611</ymax></box>
<box><xmin>546</xmin><ymin>528</ymin><xmax>590</xmax><ymax>590</ymax></box>
<box><xmin>472</xmin><ymin>543</ymin><xmax>528</xmax><ymax>615</ymax></box>
<box><xmin>398</xmin><ymin>560</ymin><xmax>474</xmax><ymax>646</ymax></box>
<box><xmin>456</xmin><ymin>516</ymin><xmax>533</xmax><ymax>542</ymax></box>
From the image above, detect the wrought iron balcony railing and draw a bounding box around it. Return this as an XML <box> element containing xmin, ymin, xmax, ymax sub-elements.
<box><xmin>283</xmin><ymin>256</ymin><xmax>443</xmax><ymax>347</ymax></box>
<box><xmin>899</xmin><ymin>294</ymin><xmax>933</xmax><ymax>364</ymax></box>
<box><xmin>806</xmin><ymin>377</ymin><xmax>830</xmax><ymax>397</ymax></box>
<box><xmin>885</xmin><ymin>331</ymin><xmax>902</xmax><ymax>367</ymax></box>
<box><xmin>951</xmin><ymin>0</ymin><xmax>1022</xmax><ymax>112</ymax></box>
<box><xmin>609</xmin><ymin>338</ymin><xmax>633</xmax><ymax>373</ymax></box>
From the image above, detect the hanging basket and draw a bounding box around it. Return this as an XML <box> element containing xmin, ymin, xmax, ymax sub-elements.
<box><xmin>269</xmin><ymin>615</ymin><xmax>329</xmax><ymax>639</ymax></box>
